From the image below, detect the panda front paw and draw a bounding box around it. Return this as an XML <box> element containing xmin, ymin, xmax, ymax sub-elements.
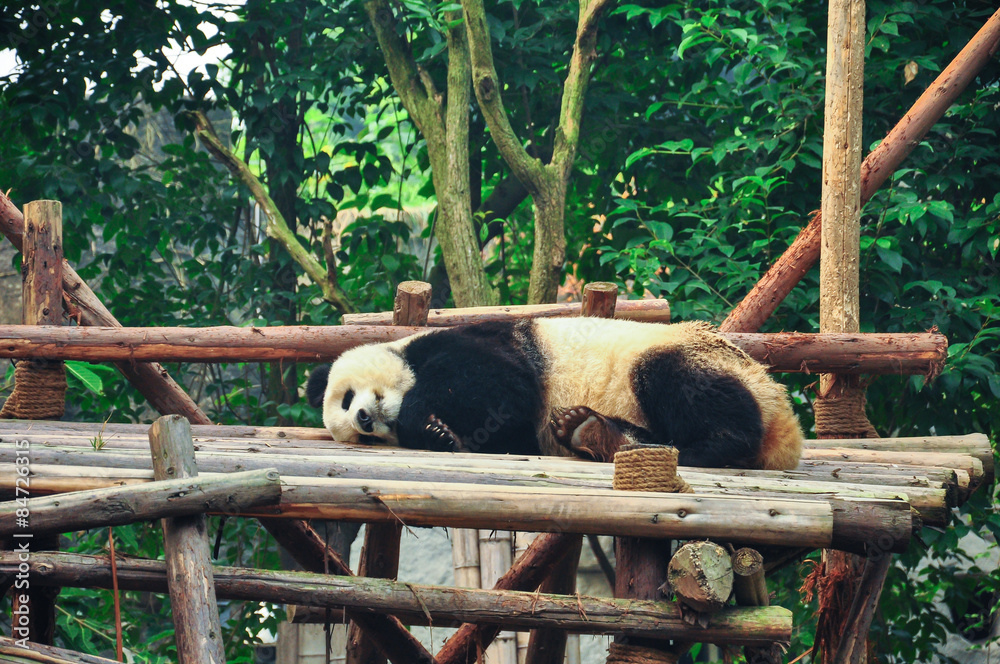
<box><xmin>425</xmin><ymin>414</ymin><xmax>461</xmax><ymax>452</ymax></box>
<box><xmin>550</xmin><ymin>406</ymin><xmax>625</xmax><ymax>462</ymax></box>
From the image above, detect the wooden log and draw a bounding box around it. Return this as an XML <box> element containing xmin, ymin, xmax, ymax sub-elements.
<box><xmin>731</xmin><ymin>548</ymin><xmax>783</xmax><ymax>664</ymax></box>
<box><xmin>817</xmin><ymin>5</ymin><xmax>871</xmax><ymax>636</ymax></box>
<box><xmin>3</xmin><ymin>420</ymin><xmax>986</xmax><ymax>468</ymax></box>
<box><xmin>0</xmin><ymin>636</ymin><xmax>121</xmax><ymax>664</ymax></box>
<box><xmin>436</xmin><ymin>532</ymin><xmax>580</xmax><ymax>664</ymax></box>
<box><xmin>0</xmin><ymin>468</ymin><xmax>281</xmax><ymax>537</ymax></box>
<box><xmin>0</xmin><ymin>192</ymin><xmax>210</xmax><ymax>423</ymax></box>
<box><xmin>0</xmin><ymin>552</ymin><xmax>793</xmax><ymax>645</ymax></box>
<box><xmin>347</xmin><ymin>523</ymin><xmax>402</xmax><ymax>664</ymax></box>
<box><xmin>721</xmin><ymin>7</ymin><xmax>1000</xmax><ymax>334</ymax></box>
<box><xmin>665</xmin><ymin>541</ymin><xmax>734</xmax><ymax>614</ymax></box>
<box><xmin>254</xmin><ymin>517</ymin><xmax>437</xmax><ymax>664</ymax></box>
<box><xmin>581</xmin><ymin>281</ymin><xmax>618</xmax><ymax>318</ymax></box>
<box><xmin>21</xmin><ymin>201</ymin><xmax>63</xmax><ymax>329</ymax></box>
<box><xmin>611</xmin><ymin>445</ymin><xmax>683</xmax><ymax>660</ymax></box>
<box><xmin>343</xmin><ymin>297</ymin><xmax>669</xmax><ymax>326</ymax></box>
<box><xmin>831</xmin><ymin>553</ymin><xmax>893</xmax><ymax>664</ymax></box>
<box><xmin>148</xmin><ymin>415</ymin><xmax>226</xmax><ymax>664</ymax></box>
<box><xmin>179</xmin><ymin>476</ymin><xmax>913</xmax><ymax>553</ymax></box>
<box><xmin>392</xmin><ymin>280</ymin><xmax>432</xmax><ymax>326</ymax></box>
<box><xmin>1</xmin><ymin>443</ymin><xmax>956</xmax><ymax>525</ymax></box>
<box><xmin>0</xmin><ymin>326</ymin><xmax>948</xmax><ymax>375</ymax></box>
<box><xmin>731</xmin><ymin>548</ymin><xmax>767</xmax><ymax>607</ymax></box>
<box><xmin>4</xmin><ymin>201</ymin><xmax>65</xmax><ymax>646</ymax></box>
<box><xmin>347</xmin><ymin>281</ymin><xmax>428</xmax><ymax>664</ymax></box>
<box><xmin>523</xmin><ymin>281</ymin><xmax>616</xmax><ymax>664</ymax></box>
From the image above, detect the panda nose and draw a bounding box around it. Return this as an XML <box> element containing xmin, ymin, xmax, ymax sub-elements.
<box><xmin>356</xmin><ymin>409</ymin><xmax>374</xmax><ymax>433</ymax></box>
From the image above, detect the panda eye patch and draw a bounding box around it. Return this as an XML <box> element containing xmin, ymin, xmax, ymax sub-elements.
<box><xmin>342</xmin><ymin>389</ymin><xmax>355</xmax><ymax>411</ymax></box>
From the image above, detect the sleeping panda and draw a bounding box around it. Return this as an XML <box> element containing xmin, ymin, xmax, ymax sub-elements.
<box><xmin>306</xmin><ymin>318</ymin><xmax>803</xmax><ymax>470</ymax></box>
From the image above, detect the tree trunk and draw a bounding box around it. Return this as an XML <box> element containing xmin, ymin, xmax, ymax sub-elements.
<box><xmin>527</xmin><ymin>178</ymin><xmax>567</xmax><ymax>304</ymax></box>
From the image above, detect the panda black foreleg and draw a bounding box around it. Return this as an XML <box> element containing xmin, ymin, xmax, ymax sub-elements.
<box><xmin>631</xmin><ymin>349</ymin><xmax>764</xmax><ymax>468</ymax></box>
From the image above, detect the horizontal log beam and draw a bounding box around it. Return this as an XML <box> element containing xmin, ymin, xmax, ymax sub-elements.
<box><xmin>0</xmin><ymin>443</ymin><xmax>954</xmax><ymax>525</ymax></box>
<box><xmin>0</xmin><ymin>465</ymin><xmax>914</xmax><ymax>552</ymax></box>
<box><xmin>342</xmin><ymin>299</ymin><xmax>671</xmax><ymax>326</ymax></box>
<box><xmin>0</xmin><ymin>326</ymin><xmax>947</xmax><ymax>374</ymax></box>
<box><xmin>0</xmin><ymin>468</ymin><xmax>281</xmax><ymax>537</ymax></box>
<box><xmin>0</xmin><ymin>637</ymin><xmax>120</xmax><ymax>664</ymax></box>
<box><xmin>0</xmin><ymin>552</ymin><xmax>792</xmax><ymax>645</ymax></box>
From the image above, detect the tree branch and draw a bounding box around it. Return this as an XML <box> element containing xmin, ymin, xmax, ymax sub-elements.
<box><xmin>187</xmin><ymin>111</ymin><xmax>354</xmax><ymax>314</ymax></box>
<box><xmin>551</xmin><ymin>0</ymin><xmax>615</xmax><ymax>175</ymax></box>
<box><xmin>364</xmin><ymin>0</ymin><xmax>445</xmax><ymax>145</ymax></box>
<box><xmin>462</xmin><ymin>0</ymin><xmax>546</xmax><ymax>194</ymax></box>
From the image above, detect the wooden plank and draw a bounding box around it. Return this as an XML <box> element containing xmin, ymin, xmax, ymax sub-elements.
<box><xmin>148</xmin><ymin>415</ymin><xmax>226</xmax><ymax>664</ymax></box>
<box><xmin>0</xmin><ymin>468</ymin><xmax>281</xmax><ymax>537</ymax></box>
<box><xmin>0</xmin><ymin>636</ymin><xmax>121</xmax><ymax>664</ymax></box>
<box><xmin>0</xmin><ymin>326</ymin><xmax>948</xmax><ymax>375</ymax></box>
<box><xmin>0</xmin><ymin>552</ymin><xmax>793</xmax><ymax>646</ymax></box>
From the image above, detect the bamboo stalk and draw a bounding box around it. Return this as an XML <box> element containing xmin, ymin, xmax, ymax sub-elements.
<box><xmin>0</xmin><ymin>326</ymin><xmax>947</xmax><ymax>374</ymax></box>
<box><xmin>343</xmin><ymin>297</ymin><xmax>670</xmax><ymax>326</ymax></box>
<box><xmin>148</xmin><ymin>415</ymin><xmax>226</xmax><ymax>664</ymax></box>
<box><xmin>0</xmin><ymin>468</ymin><xmax>281</xmax><ymax>537</ymax></box>
<box><xmin>0</xmin><ymin>552</ymin><xmax>793</xmax><ymax>645</ymax></box>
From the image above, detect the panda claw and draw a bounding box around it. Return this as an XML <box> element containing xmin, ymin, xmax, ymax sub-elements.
<box><xmin>550</xmin><ymin>406</ymin><xmax>627</xmax><ymax>462</ymax></box>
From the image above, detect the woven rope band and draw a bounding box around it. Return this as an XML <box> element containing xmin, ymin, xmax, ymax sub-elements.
<box><xmin>0</xmin><ymin>360</ymin><xmax>67</xmax><ymax>420</ymax></box>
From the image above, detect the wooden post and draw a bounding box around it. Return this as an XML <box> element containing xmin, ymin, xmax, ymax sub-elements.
<box><xmin>523</xmin><ymin>282</ymin><xmax>617</xmax><ymax>664</ymax></box>
<box><xmin>347</xmin><ymin>282</ymin><xmax>430</xmax><ymax>664</ymax></box>
<box><xmin>731</xmin><ymin>547</ymin><xmax>783</xmax><ymax>664</ymax></box>
<box><xmin>4</xmin><ymin>200</ymin><xmax>65</xmax><ymax>645</ymax></box>
<box><xmin>0</xmin><ymin>192</ymin><xmax>210</xmax><ymax>423</ymax></box>
<box><xmin>609</xmin><ymin>445</ymin><xmax>688</xmax><ymax>663</ymax></box>
<box><xmin>814</xmin><ymin>2</ymin><xmax>880</xmax><ymax>663</ymax></box>
<box><xmin>720</xmin><ymin>7</ymin><xmax>1000</xmax><ymax>335</ymax></box>
<box><xmin>148</xmin><ymin>415</ymin><xmax>226</xmax><ymax>664</ymax></box>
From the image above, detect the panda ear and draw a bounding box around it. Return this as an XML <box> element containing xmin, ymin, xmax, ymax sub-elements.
<box><xmin>306</xmin><ymin>365</ymin><xmax>332</xmax><ymax>409</ymax></box>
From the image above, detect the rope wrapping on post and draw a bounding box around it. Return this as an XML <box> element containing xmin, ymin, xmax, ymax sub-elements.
<box><xmin>0</xmin><ymin>360</ymin><xmax>66</xmax><ymax>420</ymax></box>
<box><xmin>613</xmin><ymin>445</ymin><xmax>693</xmax><ymax>494</ymax></box>
<box><xmin>605</xmin><ymin>643</ymin><xmax>680</xmax><ymax>664</ymax></box>
<box><xmin>608</xmin><ymin>443</ymin><xmax>691</xmax><ymax>664</ymax></box>
<box><xmin>813</xmin><ymin>389</ymin><xmax>878</xmax><ymax>439</ymax></box>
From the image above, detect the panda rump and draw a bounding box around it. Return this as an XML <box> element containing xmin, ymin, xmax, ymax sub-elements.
<box><xmin>306</xmin><ymin>317</ymin><xmax>803</xmax><ymax>470</ymax></box>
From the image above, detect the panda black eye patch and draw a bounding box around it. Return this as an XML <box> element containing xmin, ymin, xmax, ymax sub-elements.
<box><xmin>342</xmin><ymin>389</ymin><xmax>355</xmax><ymax>411</ymax></box>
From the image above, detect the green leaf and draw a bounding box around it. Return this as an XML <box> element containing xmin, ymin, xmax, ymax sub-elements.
<box><xmin>66</xmin><ymin>361</ymin><xmax>104</xmax><ymax>395</ymax></box>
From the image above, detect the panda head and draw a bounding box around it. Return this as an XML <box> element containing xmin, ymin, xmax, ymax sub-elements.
<box><xmin>307</xmin><ymin>343</ymin><xmax>416</xmax><ymax>445</ymax></box>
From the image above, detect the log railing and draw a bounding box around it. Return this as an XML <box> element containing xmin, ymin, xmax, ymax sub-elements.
<box><xmin>0</xmin><ymin>325</ymin><xmax>948</xmax><ymax>375</ymax></box>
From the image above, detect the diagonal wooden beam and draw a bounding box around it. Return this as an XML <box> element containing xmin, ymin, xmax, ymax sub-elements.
<box><xmin>0</xmin><ymin>191</ymin><xmax>211</xmax><ymax>423</ymax></box>
<box><xmin>720</xmin><ymin>7</ymin><xmax>1000</xmax><ymax>334</ymax></box>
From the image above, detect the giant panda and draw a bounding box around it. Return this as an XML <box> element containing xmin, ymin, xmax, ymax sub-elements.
<box><xmin>306</xmin><ymin>317</ymin><xmax>803</xmax><ymax>470</ymax></box>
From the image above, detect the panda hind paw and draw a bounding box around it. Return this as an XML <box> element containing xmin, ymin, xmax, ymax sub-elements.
<box><xmin>549</xmin><ymin>406</ymin><xmax>625</xmax><ymax>462</ymax></box>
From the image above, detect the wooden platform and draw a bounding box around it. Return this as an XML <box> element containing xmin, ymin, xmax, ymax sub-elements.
<box><xmin>0</xmin><ymin>420</ymin><xmax>991</xmax><ymax>552</ymax></box>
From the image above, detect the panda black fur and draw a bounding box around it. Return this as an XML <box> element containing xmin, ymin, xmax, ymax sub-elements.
<box><xmin>306</xmin><ymin>317</ymin><xmax>803</xmax><ymax>470</ymax></box>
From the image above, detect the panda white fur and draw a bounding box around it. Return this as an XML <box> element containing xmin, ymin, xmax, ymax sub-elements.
<box><xmin>306</xmin><ymin>317</ymin><xmax>803</xmax><ymax>470</ymax></box>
